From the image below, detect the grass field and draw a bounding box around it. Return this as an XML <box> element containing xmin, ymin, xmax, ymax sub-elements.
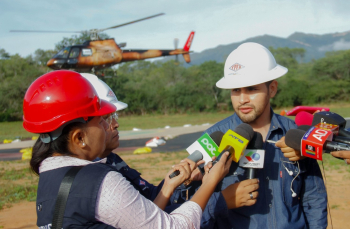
<box><xmin>0</xmin><ymin>151</ymin><xmax>349</xmax><ymax>211</ymax></box>
<box><xmin>2</xmin><ymin>102</ymin><xmax>350</xmax><ymax>142</ymax></box>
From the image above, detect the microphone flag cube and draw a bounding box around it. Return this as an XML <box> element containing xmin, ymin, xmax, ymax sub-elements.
<box><xmin>219</xmin><ymin>129</ymin><xmax>249</xmax><ymax>163</ymax></box>
<box><xmin>239</xmin><ymin>149</ymin><xmax>265</xmax><ymax>168</ymax></box>
<box><xmin>301</xmin><ymin>126</ymin><xmax>333</xmax><ymax>160</ymax></box>
<box><xmin>186</xmin><ymin>133</ymin><xmax>219</xmax><ymax>164</ymax></box>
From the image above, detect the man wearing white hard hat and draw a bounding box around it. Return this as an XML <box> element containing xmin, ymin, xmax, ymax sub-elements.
<box><xmin>170</xmin><ymin>43</ymin><xmax>327</xmax><ymax>228</ymax></box>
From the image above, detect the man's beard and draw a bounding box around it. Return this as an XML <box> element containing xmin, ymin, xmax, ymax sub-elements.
<box><xmin>234</xmin><ymin>98</ymin><xmax>269</xmax><ymax>124</ymax></box>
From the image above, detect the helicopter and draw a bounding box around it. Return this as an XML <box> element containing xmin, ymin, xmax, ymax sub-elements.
<box><xmin>10</xmin><ymin>13</ymin><xmax>195</xmax><ymax>74</ymax></box>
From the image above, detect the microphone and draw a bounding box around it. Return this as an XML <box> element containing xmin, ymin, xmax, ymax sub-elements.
<box><xmin>285</xmin><ymin>128</ymin><xmax>347</xmax><ymax>160</ymax></box>
<box><xmin>212</xmin><ymin>123</ymin><xmax>255</xmax><ymax>166</ymax></box>
<box><xmin>311</xmin><ymin>111</ymin><xmax>350</xmax><ymax>138</ymax></box>
<box><xmin>186</xmin><ymin>131</ymin><xmax>224</xmax><ymax>164</ymax></box>
<box><xmin>295</xmin><ymin>111</ymin><xmax>314</xmax><ymax>126</ymax></box>
<box><xmin>298</xmin><ymin>125</ymin><xmax>350</xmax><ymax>145</ymax></box>
<box><xmin>169</xmin><ymin>150</ymin><xmax>203</xmax><ymax>178</ymax></box>
<box><xmin>239</xmin><ymin>131</ymin><xmax>265</xmax><ymax>179</ymax></box>
<box><xmin>170</xmin><ymin>131</ymin><xmax>224</xmax><ymax>178</ymax></box>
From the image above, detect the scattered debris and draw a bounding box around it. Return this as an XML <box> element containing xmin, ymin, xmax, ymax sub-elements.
<box><xmin>20</xmin><ymin>147</ymin><xmax>32</xmax><ymax>160</ymax></box>
<box><xmin>3</xmin><ymin>139</ymin><xmax>12</xmax><ymax>144</ymax></box>
<box><xmin>183</xmin><ymin>124</ymin><xmax>192</xmax><ymax>127</ymax></box>
<box><xmin>145</xmin><ymin>137</ymin><xmax>166</xmax><ymax>147</ymax></box>
<box><xmin>133</xmin><ymin>147</ymin><xmax>152</xmax><ymax>154</ymax></box>
<box><xmin>164</xmin><ymin>125</ymin><xmax>171</xmax><ymax>129</ymax></box>
<box><xmin>133</xmin><ymin>128</ymin><xmax>142</xmax><ymax>131</ymax></box>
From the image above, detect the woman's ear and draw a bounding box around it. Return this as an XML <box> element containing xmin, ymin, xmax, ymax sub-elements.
<box><xmin>71</xmin><ymin>128</ymin><xmax>86</xmax><ymax>148</ymax></box>
<box><xmin>269</xmin><ymin>80</ymin><xmax>278</xmax><ymax>98</ymax></box>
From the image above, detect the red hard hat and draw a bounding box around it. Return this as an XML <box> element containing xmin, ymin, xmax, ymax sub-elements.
<box><xmin>23</xmin><ymin>70</ymin><xmax>116</xmax><ymax>134</ymax></box>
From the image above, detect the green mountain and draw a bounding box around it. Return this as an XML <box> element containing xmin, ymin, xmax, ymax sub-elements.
<box><xmin>161</xmin><ymin>30</ymin><xmax>350</xmax><ymax>65</ymax></box>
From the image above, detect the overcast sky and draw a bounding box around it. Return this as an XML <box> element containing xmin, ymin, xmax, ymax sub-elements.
<box><xmin>1</xmin><ymin>0</ymin><xmax>350</xmax><ymax>57</ymax></box>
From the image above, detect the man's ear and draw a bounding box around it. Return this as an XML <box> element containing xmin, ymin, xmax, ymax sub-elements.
<box><xmin>71</xmin><ymin>128</ymin><xmax>86</xmax><ymax>148</ymax></box>
<box><xmin>269</xmin><ymin>80</ymin><xmax>278</xmax><ymax>98</ymax></box>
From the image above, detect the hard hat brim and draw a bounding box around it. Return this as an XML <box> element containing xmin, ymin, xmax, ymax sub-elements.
<box><xmin>216</xmin><ymin>64</ymin><xmax>288</xmax><ymax>89</ymax></box>
<box><xmin>114</xmin><ymin>101</ymin><xmax>128</xmax><ymax>111</ymax></box>
<box><xmin>93</xmin><ymin>100</ymin><xmax>117</xmax><ymax>116</ymax></box>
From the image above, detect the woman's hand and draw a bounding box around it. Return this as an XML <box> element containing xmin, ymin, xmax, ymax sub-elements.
<box><xmin>202</xmin><ymin>152</ymin><xmax>232</xmax><ymax>185</ymax></box>
<box><xmin>221</xmin><ymin>179</ymin><xmax>259</xmax><ymax>209</ymax></box>
<box><xmin>163</xmin><ymin>158</ymin><xmax>197</xmax><ymax>196</ymax></box>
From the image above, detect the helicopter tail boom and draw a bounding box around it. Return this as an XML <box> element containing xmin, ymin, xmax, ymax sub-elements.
<box><xmin>183</xmin><ymin>31</ymin><xmax>195</xmax><ymax>51</ymax></box>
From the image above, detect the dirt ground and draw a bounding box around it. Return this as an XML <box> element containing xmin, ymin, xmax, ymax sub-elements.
<box><xmin>0</xmin><ymin>152</ymin><xmax>349</xmax><ymax>229</ymax></box>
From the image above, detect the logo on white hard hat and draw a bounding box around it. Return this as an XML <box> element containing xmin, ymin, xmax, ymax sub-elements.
<box><xmin>229</xmin><ymin>63</ymin><xmax>244</xmax><ymax>73</ymax></box>
<box><xmin>107</xmin><ymin>90</ymin><xmax>116</xmax><ymax>98</ymax></box>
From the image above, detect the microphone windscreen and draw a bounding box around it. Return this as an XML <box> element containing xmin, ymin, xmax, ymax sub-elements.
<box><xmin>187</xmin><ymin>150</ymin><xmax>203</xmax><ymax>162</ymax></box>
<box><xmin>234</xmin><ymin>123</ymin><xmax>254</xmax><ymax>141</ymax></box>
<box><xmin>247</xmin><ymin>132</ymin><xmax>263</xmax><ymax>149</ymax></box>
<box><xmin>295</xmin><ymin>111</ymin><xmax>313</xmax><ymax>126</ymax></box>
<box><xmin>210</xmin><ymin>131</ymin><xmax>224</xmax><ymax>146</ymax></box>
<box><xmin>298</xmin><ymin>125</ymin><xmax>311</xmax><ymax>132</ymax></box>
<box><xmin>285</xmin><ymin>129</ymin><xmax>306</xmax><ymax>150</ymax></box>
<box><xmin>312</xmin><ymin>111</ymin><xmax>346</xmax><ymax>128</ymax></box>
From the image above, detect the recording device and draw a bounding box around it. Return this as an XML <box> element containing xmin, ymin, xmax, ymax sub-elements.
<box><xmin>169</xmin><ymin>150</ymin><xmax>203</xmax><ymax>178</ymax></box>
<box><xmin>215</xmin><ymin>123</ymin><xmax>254</xmax><ymax>163</ymax></box>
<box><xmin>311</xmin><ymin>111</ymin><xmax>350</xmax><ymax>138</ymax></box>
<box><xmin>285</xmin><ymin>128</ymin><xmax>347</xmax><ymax>160</ymax></box>
<box><xmin>238</xmin><ymin>131</ymin><xmax>265</xmax><ymax>179</ymax></box>
<box><xmin>170</xmin><ymin>131</ymin><xmax>224</xmax><ymax>178</ymax></box>
<box><xmin>186</xmin><ymin>131</ymin><xmax>223</xmax><ymax>164</ymax></box>
<box><xmin>295</xmin><ymin>111</ymin><xmax>314</xmax><ymax>126</ymax></box>
<box><xmin>298</xmin><ymin>125</ymin><xmax>350</xmax><ymax>145</ymax></box>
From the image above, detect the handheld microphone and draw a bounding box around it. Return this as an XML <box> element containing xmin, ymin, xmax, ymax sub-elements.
<box><xmin>238</xmin><ymin>131</ymin><xmax>265</xmax><ymax>179</ymax></box>
<box><xmin>311</xmin><ymin>111</ymin><xmax>350</xmax><ymax>138</ymax></box>
<box><xmin>295</xmin><ymin>111</ymin><xmax>314</xmax><ymax>126</ymax></box>
<box><xmin>299</xmin><ymin>125</ymin><xmax>350</xmax><ymax>145</ymax></box>
<box><xmin>186</xmin><ymin>131</ymin><xmax>224</xmax><ymax>164</ymax></box>
<box><xmin>169</xmin><ymin>150</ymin><xmax>203</xmax><ymax>178</ymax></box>
<box><xmin>170</xmin><ymin>131</ymin><xmax>224</xmax><ymax>178</ymax></box>
<box><xmin>215</xmin><ymin>123</ymin><xmax>254</xmax><ymax>163</ymax></box>
<box><xmin>285</xmin><ymin>128</ymin><xmax>347</xmax><ymax>160</ymax></box>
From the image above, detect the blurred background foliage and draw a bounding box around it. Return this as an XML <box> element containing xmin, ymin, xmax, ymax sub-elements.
<box><xmin>1</xmin><ymin>35</ymin><xmax>350</xmax><ymax>121</ymax></box>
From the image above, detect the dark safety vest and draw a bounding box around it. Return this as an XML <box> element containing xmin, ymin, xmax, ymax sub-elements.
<box><xmin>36</xmin><ymin>163</ymin><xmax>116</xmax><ymax>229</ymax></box>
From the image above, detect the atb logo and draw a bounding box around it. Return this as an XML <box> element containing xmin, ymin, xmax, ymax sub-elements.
<box><xmin>245</xmin><ymin>151</ymin><xmax>260</xmax><ymax>162</ymax></box>
<box><xmin>201</xmin><ymin>138</ymin><xmax>216</xmax><ymax>155</ymax></box>
<box><xmin>229</xmin><ymin>134</ymin><xmax>244</xmax><ymax>143</ymax></box>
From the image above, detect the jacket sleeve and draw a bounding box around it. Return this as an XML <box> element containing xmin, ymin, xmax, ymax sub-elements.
<box><xmin>301</xmin><ymin>158</ymin><xmax>328</xmax><ymax>229</ymax></box>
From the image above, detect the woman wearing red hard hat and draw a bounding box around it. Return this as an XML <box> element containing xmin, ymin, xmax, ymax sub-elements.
<box><xmin>24</xmin><ymin>70</ymin><xmax>232</xmax><ymax>229</ymax></box>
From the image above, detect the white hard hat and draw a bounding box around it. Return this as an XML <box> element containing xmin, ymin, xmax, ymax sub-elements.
<box><xmin>80</xmin><ymin>73</ymin><xmax>128</xmax><ymax>111</ymax></box>
<box><xmin>216</xmin><ymin>42</ymin><xmax>288</xmax><ymax>89</ymax></box>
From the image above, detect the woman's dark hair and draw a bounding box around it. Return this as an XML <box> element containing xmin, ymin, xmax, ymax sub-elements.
<box><xmin>30</xmin><ymin>121</ymin><xmax>86</xmax><ymax>175</ymax></box>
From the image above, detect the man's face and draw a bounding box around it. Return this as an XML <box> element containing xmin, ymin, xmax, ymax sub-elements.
<box><xmin>101</xmin><ymin>112</ymin><xmax>119</xmax><ymax>158</ymax></box>
<box><xmin>231</xmin><ymin>82</ymin><xmax>272</xmax><ymax>124</ymax></box>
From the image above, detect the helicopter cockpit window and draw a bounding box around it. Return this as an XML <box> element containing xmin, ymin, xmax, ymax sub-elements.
<box><xmin>54</xmin><ymin>47</ymin><xmax>70</xmax><ymax>59</ymax></box>
<box><xmin>69</xmin><ymin>48</ymin><xmax>80</xmax><ymax>58</ymax></box>
<box><xmin>82</xmin><ymin>49</ymin><xmax>92</xmax><ymax>56</ymax></box>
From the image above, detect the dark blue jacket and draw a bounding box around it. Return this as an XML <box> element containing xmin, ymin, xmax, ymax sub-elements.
<box><xmin>36</xmin><ymin>163</ymin><xmax>116</xmax><ymax>229</ymax></box>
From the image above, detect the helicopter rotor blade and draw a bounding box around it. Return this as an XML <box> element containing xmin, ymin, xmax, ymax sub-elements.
<box><xmin>10</xmin><ymin>30</ymin><xmax>82</xmax><ymax>33</ymax></box>
<box><xmin>99</xmin><ymin>13</ymin><xmax>165</xmax><ymax>32</ymax></box>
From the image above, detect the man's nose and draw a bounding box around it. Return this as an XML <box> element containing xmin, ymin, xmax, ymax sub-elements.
<box><xmin>239</xmin><ymin>92</ymin><xmax>250</xmax><ymax>104</ymax></box>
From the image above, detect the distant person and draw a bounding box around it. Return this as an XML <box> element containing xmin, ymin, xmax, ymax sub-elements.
<box><xmin>170</xmin><ymin>42</ymin><xmax>328</xmax><ymax>229</ymax></box>
<box><xmin>25</xmin><ymin>70</ymin><xmax>233</xmax><ymax>228</ymax></box>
